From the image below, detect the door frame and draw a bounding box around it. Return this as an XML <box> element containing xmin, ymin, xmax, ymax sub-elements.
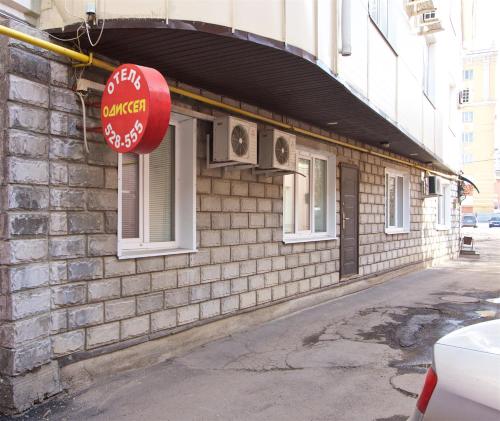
<box><xmin>339</xmin><ymin>162</ymin><xmax>360</xmax><ymax>278</ymax></box>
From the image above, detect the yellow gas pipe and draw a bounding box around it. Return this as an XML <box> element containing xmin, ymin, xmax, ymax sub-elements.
<box><xmin>0</xmin><ymin>24</ymin><xmax>456</xmax><ymax>180</ymax></box>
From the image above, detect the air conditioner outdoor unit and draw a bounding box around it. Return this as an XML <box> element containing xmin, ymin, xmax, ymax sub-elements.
<box><xmin>258</xmin><ymin>128</ymin><xmax>297</xmax><ymax>171</ymax></box>
<box><xmin>213</xmin><ymin>116</ymin><xmax>257</xmax><ymax>165</ymax></box>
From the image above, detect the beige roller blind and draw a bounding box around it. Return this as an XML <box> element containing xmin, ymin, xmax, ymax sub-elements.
<box><xmin>149</xmin><ymin>127</ymin><xmax>175</xmax><ymax>243</ymax></box>
<box><xmin>121</xmin><ymin>153</ymin><xmax>139</xmax><ymax>238</ymax></box>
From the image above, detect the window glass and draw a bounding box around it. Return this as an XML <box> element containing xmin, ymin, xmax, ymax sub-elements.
<box><xmin>118</xmin><ymin>115</ymin><xmax>197</xmax><ymax>258</ymax></box>
<box><xmin>397</xmin><ymin>176</ymin><xmax>404</xmax><ymax>228</ymax></box>
<box><xmin>385</xmin><ymin>170</ymin><xmax>409</xmax><ymax>231</ymax></box>
<box><xmin>149</xmin><ymin>127</ymin><xmax>175</xmax><ymax>242</ymax></box>
<box><xmin>437</xmin><ymin>184</ymin><xmax>450</xmax><ymax>227</ymax></box>
<box><xmin>461</xmin><ymin>89</ymin><xmax>470</xmax><ymax>103</ymax></box>
<box><xmin>378</xmin><ymin>0</ymin><xmax>388</xmax><ymax>35</ymax></box>
<box><xmin>424</xmin><ymin>43</ymin><xmax>436</xmax><ymax>101</ymax></box>
<box><xmin>314</xmin><ymin>158</ymin><xmax>327</xmax><ymax>232</ymax></box>
<box><xmin>297</xmin><ymin>158</ymin><xmax>311</xmax><ymax>232</ymax></box>
<box><xmin>283</xmin><ymin>174</ymin><xmax>295</xmax><ymax>234</ymax></box>
<box><xmin>463</xmin><ymin>69</ymin><xmax>473</xmax><ymax>80</ymax></box>
<box><xmin>369</xmin><ymin>0</ymin><xmax>378</xmax><ymax>22</ymax></box>
<box><xmin>121</xmin><ymin>153</ymin><xmax>139</xmax><ymax>239</ymax></box>
<box><xmin>462</xmin><ymin>111</ymin><xmax>473</xmax><ymax>122</ymax></box>
<box><xmin>462</xmin><ymin>132</ymin><xmax>474</xmax><ymax>143</ymax></box>
<box><xmin>283</xmin><ymin>151</ymin><xmax>335</xmax><ymax>242</ymax></box>
<box><xmin>463</xmin><ymin>153</ymin><xmax>473</xmax><ymax>164</ymax></box>
<box><xmin>387</xmin><ymin>174</ymin><xmax>396</xmax><ymax>227</ymax></box>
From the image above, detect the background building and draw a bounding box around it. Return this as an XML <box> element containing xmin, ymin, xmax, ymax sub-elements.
<box><xmin>1</xmin><ymin>0</ymin><xmax>463</xmax><ymax>414</ymax></box>
<box><xmin>460</xmin><ymin>0</ymin><xmax>498</xmax><ymax>214</ymax></box>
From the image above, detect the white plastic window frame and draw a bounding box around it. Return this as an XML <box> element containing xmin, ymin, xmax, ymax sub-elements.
<box><xmin>436</xmin><ymin>179</ymin><xmax>452</xmax><ymax>230</ymax></box>
<box><xmin>463</xmin><ymin>153</ymin><xmax>473</xmax><ymax>164</ymax></box>
<box><xmin>462</xmin><ymin>132</ymin><xmax>474</xmax><ymax>143</ymax></box>
<box><xmin>461</xmin><ymin>88</ymin><xmax>470</xmax><ymax>103</ymax></box>
<box><xmin>384</xmin><ymin>168</ymin><xmax>410</xmax><ymax>234</ymax></box>
<box><xmin>117</xmin><ymin>112</ymin><xmax>197</xmax><ymax>259</ymax></box>
<box><xmin>463</xmin><ymin>69</ymin><xmax>473</xmax><ymax>80</ymax></box>
<box><xmin>283</xmin><ymin>149</ymin><xmax>337</xmax><ymax>244</ymax></box>
<box><xmin>462</xmin><ymin>111</ymin><xmax>473</xmax><ymax>123</ymax></box>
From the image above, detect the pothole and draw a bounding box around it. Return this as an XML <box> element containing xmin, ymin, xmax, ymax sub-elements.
<box><xmin>440</xmin><ymin>295</ymin><xmax>480</xmax><ymax>304</ymax></box>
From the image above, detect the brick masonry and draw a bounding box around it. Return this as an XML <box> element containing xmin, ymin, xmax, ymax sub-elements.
<box><xmin>0</xmin><ymin>19</ymin><xmax>460</xmax><ymax>414</ymax></box>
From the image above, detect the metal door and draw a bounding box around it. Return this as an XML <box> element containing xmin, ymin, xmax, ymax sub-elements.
<box><xmin>340</xmin><ymin>163</ymin><xmax>359</xmax><ymax>278</ymax></box>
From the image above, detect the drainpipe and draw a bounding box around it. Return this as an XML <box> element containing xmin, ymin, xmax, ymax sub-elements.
<box><xmin>340</xmin><ymin>0</ymin><xmax>351</xmax><ymax>56</ymax></box>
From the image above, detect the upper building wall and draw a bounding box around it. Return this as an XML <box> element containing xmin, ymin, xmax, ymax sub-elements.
<box><xmin>463</xmin><ymin>52</ymin><xmax>497</xmax><ymax>103</ymax></box>
<box><xmin>33</xmin><ymin>0</ymin><xmax>462</xmax><ymax>170</ymax></box>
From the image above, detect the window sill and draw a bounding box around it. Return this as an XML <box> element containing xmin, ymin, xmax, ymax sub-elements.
<box><xmin>283</xmin><ymin>235</ymin><xmax>337</xmax><ymax>244</ymax></box>
<box><xmin>118</xmin><ymin>247</ymin><xmax>197</xmax><ymax>260</ymax></box>
<box><xmin>435</xmin><ymin>225</ymin><xmax>451</xmax><ymax>231</ymax></box>
<box><xmin>385</xmin><ymin>228</ymin><xmax>410</xmax><ymax>235</ymax></box>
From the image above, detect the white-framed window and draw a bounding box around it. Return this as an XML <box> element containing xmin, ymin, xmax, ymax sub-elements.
<box><xmin>283</xmin><ymin>149</ymin><xmax>336</xmax><ymax>243</ymax></box>
<box><xmin>118</xmin><ymin>113</ymin><xmax>196</xmax><ymax>258</ymax></box>
<box><xmin>460</xmin><ymin>89</ymin><xmax>470</xmax><ymax>103</ymax></box>
<box><xmin>462</xmin><ymin>111</ymin><xmax>473</xmax><ymax>122</ymax></box>
<box><xmin>424</xmin><ymin>41</ymin><xmax>436</xmax><ymax>101</ymax></box>
<box><xmin>462</xmin><ymin>153</ymin><xmax>474</xmax><ymax>164</ymax></box>
<box><xmin>422</xmin><ymin>10</ymin><xmax>436</xmax><ymax>21</ymax></box>
<box><xmin>369</xmin><ymin>0</ymin><xmax>389</xmax><ymax>37</ymax></box>
<box><xmin>462</xmin><ymin>132</ymin><xmax>474</xmax><ymax>143</ymax></box>
<box><xmin>384</xmin><ymin>168</ymin><xmax>410</xmax><ymax>234</ymax></box>
<box><xmin>463</xmin><ymin>69</ymin><xmax>473</xmax><ymax>80</ymax></box>
<box><xmin>436</xmin><ymin>178</ymin><xmax>451</xmax><ymax>230</ymax></box>
<box><xmin>368</xmin><ymin>0</ymin><xmax>396</xmax><ymax>45</ymax></box>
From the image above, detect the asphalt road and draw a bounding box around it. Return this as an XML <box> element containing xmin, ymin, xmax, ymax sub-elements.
<box><xmin>13</xmin><ymin>227</ymin><xmax>500</xmax><ymax>421</ymax></box>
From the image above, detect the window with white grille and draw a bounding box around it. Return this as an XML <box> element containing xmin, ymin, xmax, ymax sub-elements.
<box><xmin>436</xmin><ymin>178</ymin><xmax>451</xmax><ymax>230</ymax></box>
<box><xmin>423</xmin><ymin>10</ymin><xmax>436</xmax><ymax>21</ymax></box>
<box><xmin>462</xmin><ymin>111</ymin><xmax>473</xmax><ymax>123</ymax></box>
<box><xmin>463</xmin><ymin>69</ymin><xmax>473</xmax><ymax>80</ymax></box>
<box><xmin>283</xmin><ymin>149</ymin><xmax>336</xmax><ymax>243</ymax></box>
<box><xmin>424</xmin><ymin>41</ymin><xmax>436</xmax><ymax>101</ymax></box>
<box><xmin>385</xmin><ymin>168</ymin><xmax>410</xmax><ymax>233</ymax></box>
<box><xmin>460</xmin><ymin>89</ymin><xmax>470</xmax><ymax>103</ymax></box>
<box><xmin>462</xmin><ymin>153</ymin><xmax>474</xmax><ymax>164</ymax></box>
<box><xmin>118</xmin><ymin>113</ymin><xmax>196</xmax><ymax>258</ymax></box>
<box><xmin>369</xmin><ymin>0</ymin><xmax>396</xmax><ymax>44</ymax></box>
<box><xmin>462</xmin><ymin>132</ymin><xmax>474</xmax><ymax>143</ymax></box>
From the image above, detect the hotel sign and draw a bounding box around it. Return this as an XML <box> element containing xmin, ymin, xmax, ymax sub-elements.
<box><xmin>101</xmin><ymin>64</ymin><xmax>171</xmax><ymax>154</ymax></box>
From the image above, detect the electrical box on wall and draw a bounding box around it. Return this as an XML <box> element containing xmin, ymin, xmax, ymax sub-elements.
<box><xmin>423</xmin><ymin>175</ymin><xmax>440</xmax><ymax>197</ymax></box>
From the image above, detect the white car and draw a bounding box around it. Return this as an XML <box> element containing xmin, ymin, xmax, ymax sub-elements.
<box><xmin>410</xmin><ymin>319</ymin><xmax>500</xmax><ymax>421</ymax></box>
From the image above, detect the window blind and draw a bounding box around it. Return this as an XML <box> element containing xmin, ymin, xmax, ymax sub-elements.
<box><xmin>121</xmin><ymin>153</ymin><xmax>139</xmax><ymax>238</ymax></box>
<box><xmin>149</xmin><ymin>127</ymin><xmax>175</xmax><ymax>242</ymax></box>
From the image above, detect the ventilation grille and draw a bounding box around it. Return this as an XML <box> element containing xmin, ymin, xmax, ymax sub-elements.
<box><xmin>275</xmin><ymin>136</ymin><xmax>289</xmax><ymax>165</ymax></box>
<box><xmin>231</xmin><ymin>125</ymin><xmax>249</xmax><ymax>157</ymax></box>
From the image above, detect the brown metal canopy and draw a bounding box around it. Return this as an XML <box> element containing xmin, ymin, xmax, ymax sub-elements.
<box><xmin>51</xmin><ymin>19</ymin><xmax>453</xmax><ymax>173</ymax></box>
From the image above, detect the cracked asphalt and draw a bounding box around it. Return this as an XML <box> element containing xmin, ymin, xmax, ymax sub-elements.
<box><xmin>14</xmin><ymin>226</ymin><xmax>500</xmax><ymax>421</ymax></box>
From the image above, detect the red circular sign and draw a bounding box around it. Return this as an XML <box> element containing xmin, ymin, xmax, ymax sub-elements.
<box><xmin>101</xmin><ymin>64</ymin><xmax>171</xmax><ymax>154</ymax></box>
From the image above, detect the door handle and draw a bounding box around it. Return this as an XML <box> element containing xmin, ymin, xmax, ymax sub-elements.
<box><xmin>342</xmin><ymin>216</ymin><xmax>350</xmax><ymax>230</ymax></box>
